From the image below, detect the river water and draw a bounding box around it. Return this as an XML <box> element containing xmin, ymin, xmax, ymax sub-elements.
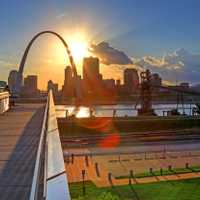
<box><xmin>56</xmin><ymin>103</ymin><xmax>196</xmax><ymax>118</ymax></box>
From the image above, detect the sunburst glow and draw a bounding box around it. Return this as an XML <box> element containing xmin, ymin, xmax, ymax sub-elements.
<box><xmin>69</xmin><ymin>40</ymin><xmax>88</xmax><ymax>62</ymax></box>
<box><xmin>64</xmin><ymin>32</ymin><xmax>90</xmax><ymax>63</ymax></box>
<box><xmin>48</xmin><ymin>31</ymin><xmax>91</xmax><ymax>77</ymax></box>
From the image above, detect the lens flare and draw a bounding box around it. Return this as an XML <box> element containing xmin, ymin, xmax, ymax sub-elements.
<box><xmin>99</xmin><ymin>133</ymin><xmax>120</xmax><ymax>148</ymax></box>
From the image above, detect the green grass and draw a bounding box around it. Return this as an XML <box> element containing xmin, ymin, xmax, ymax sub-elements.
<box><xmin>115</xmin><ymin>166</ymin><xmax>200</xmax><ymax>179</ymax></box>
<box><xmin>69</xmin><ymin>178</ymin><xmax>200</xmax><ymax>200</ymax></box>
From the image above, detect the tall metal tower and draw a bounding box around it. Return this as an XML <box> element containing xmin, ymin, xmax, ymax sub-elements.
<box><xmin>138</xmin><ymin>69</ymin><xmax>155</xmax><ymax>116</ymax></box>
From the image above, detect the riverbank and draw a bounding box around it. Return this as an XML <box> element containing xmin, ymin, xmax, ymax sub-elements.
<box><xmin>58</xmin><ymin>116</ymin><xmax>200</xmax><ymax>136</ymax></box>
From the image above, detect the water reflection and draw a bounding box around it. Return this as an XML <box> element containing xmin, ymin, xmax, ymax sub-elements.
<box><xmin>56</xmin><ymin>104</ymin><xmax>196</xmax><ymax>118</ymax></box>
<box><xmin>76</xmin><ymin>107</ymin><xmax>90</xmax><ymax>118</ymax></box>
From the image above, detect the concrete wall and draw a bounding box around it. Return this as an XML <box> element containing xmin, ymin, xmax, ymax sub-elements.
<box><xmin>0</xmin><ymin>92</ymin><xmax>9</xmax><ymax>114</ymax></box>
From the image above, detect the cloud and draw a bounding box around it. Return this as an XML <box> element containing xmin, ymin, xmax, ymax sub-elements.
<box><xmin>132</xmin><ymin>48</ymin><xmax>200</xmax><ymax>84</ymax></box>
<box><xmin>89</xmin><ymin>42</ymin><xmax>200</xmax><ymax>84</ymax></box>
<box><xmin>56</xmin><ymin>13</ymin><xmax>66</xmax><ymax>19</ymax></box>
<box><xmin>90</xmin><ymin>42</ymin><xmax>133</xmax><ymax>65</ymax></box>
<box><xmin>0</xmin><ymin>59</ymin><xmax>15</xmax><ymax>68</ymax></box>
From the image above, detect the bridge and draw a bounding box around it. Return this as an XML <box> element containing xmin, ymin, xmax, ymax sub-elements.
<box><xmin>0</xmin><ymin>90</ymin><xmax>70</xmax><ymax>200</ymax></box>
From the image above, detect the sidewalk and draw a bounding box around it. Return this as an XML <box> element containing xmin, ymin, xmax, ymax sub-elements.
<box><xmin>65</xmin><ymin>156</ymin><xmax>200</xmax><ymax>187</ymax></box>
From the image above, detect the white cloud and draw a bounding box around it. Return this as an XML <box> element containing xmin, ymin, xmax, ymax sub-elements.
<box><xmin>132</xmin><ymin>48</ymin><xmax>200</xmax><ymax>84</ymax></box>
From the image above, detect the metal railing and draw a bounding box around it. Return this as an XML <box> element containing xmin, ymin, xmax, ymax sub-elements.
<box><xmin>0</xmin><ymin>92</ymin><xmax>9</xmax><ymax>114</ymax></box>
<box><xmin>29</xmin><ymin>90</ymin><xmax>71</xmax><ymax>200</ymax></box>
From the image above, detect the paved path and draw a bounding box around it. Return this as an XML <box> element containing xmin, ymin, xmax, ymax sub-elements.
<box><xmin>65</xmin><ymin>155</ymin><xmax>200</xmax><ymax>188</ymax></box>
<box><xmin>0</xmin><ymin>104</ymin><xmax>44</xmax><ymax>200</ymax></box>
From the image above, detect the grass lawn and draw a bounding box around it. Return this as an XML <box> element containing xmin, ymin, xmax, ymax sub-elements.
<box><xmin>69</xmin><ymin>178</ymin><xmax>200</xmax><ymax>200</ymax></box>
<box><xmin>115</xmin><ymin>166</ymin><xmax>200</xmax><ymax>179</ymax></box>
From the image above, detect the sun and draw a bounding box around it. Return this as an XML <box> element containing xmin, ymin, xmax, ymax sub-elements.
<box><xmin>64</xmin><ymin>32</ymin><xmax>90</xmax><ymax>64</ymax></box>
<box><xmin>69</xmin><ymin>40</ymin><xmax>88</xmax><ymax>62</ymax></box>
<box><xmin>50</xmin><ymin>31</ymin><xmax>91</xmax><ymax>69</ymax></box>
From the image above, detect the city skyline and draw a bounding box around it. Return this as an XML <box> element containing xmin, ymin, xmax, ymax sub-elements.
<box><xmin>14</xmin><ymin>55</ymin><xmax>193</xmax><ymax>97</ymax></box>
<box><xmin>4</xmin><ymin>52</ymin><xmax>200</xmax><ymax>91</ymax></box>
<box><xmin>1</xmin><ymin>0</ymin><xmax>200</xmax><ymax>88</ymax></box>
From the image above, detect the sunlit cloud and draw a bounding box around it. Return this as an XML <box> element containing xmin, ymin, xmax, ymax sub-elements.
<box><xmin>98</xmin><ymin>48</ymin><xmax>200</xmax><ymax>85</ymax></box>
<box><xmin>90</xmin><ymin>41</ymin><xmax>133</xmax><ymax>65</ymax></box>
<box><xmin>131</xmin><ymin>48</ymin><xmax>200</xmax><ymax>84</ymax></box>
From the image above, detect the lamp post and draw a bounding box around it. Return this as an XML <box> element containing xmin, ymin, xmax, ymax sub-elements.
<box><xmin>82</xmin><ymin>170</ymin><xmax>86</xmax><ymax>196</ymax></box>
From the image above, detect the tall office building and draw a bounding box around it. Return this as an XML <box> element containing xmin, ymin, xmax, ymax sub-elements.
<box><xmin>151</xmin><ymin>73</ymin><xmax>162</xmax><ymax>87</ymax></box>
<box><xmin>83</xmin><ymin>57</ymin><xmax>99</xmax><ymax>80</ymax></box>
<box><xmin>116</xmin><ymin>79</ymin><xmax>121</xmax><ymax>86</ymax></box>
<box><xmin>23</xmin><ymin>75</ymin><xmax>38</xmax><ymax>95</ymax></box>
<box><xmin>83</xmin><ymin>57</ymin><xmax>100</xmax><ymax>93</ymax></box>
<box><xmin>62</xmin><ymin>66</ymin><xmax>74</xmax><ymax>98</ymax></box>
<box><xmin>103</xmin><ymin>79</ymin><xmax>115</xmax><ymax>90</ymax></box>
<box><xmin>124</xmin><ymin>68</ymin><xmax>139</xmax><ymax>93</ymax></box>
<box><xmin>64</xmin><ymin>66</ymin><xmax>73</xmax><ymax>85</ymax></box>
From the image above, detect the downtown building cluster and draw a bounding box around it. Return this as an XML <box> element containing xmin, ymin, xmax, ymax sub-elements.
<box><xmin>7</xmin><ymin>56</ymin><xmax>196</xmax><ymax>102</ymax></box>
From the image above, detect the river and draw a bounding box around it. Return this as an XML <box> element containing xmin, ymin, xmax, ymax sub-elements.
<box><xmin>56</xmin><ymin>103</ymin><xmax>196</xmax><ymax>118</ymax></box>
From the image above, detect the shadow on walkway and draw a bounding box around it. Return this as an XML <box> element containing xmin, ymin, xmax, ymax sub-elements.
<box><xmin>0</xmin><ymin>104</ymin><xmax>44</xmax><ymax>200</ymax></box>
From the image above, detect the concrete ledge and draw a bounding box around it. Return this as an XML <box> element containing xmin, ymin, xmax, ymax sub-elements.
<box><xmin>0</xmin><ymin>92</ymin><xmax>9</xmax><ymax>114</ymax></box>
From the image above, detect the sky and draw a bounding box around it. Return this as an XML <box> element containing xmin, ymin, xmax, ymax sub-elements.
<box><xmin>0</xmin><ymin>0</ymin><xmax>200</xmax><ymax>89</ymax></box>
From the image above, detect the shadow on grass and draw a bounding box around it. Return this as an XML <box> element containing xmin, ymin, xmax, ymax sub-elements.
<box><xmin>151</xmin><ymin>172</ymin><xmax>160</xmax><ymax>181</ymax></box>
<box><xmin>129</xmin><ymin>182</ymin><xmax>140</xmax><ymax>200</ymax></box>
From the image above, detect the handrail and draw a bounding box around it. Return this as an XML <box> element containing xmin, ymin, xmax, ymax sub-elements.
<box><xmin>45</xmin><ymin>90</ymin><xmax>71</xmax><ymax>200</ymax></box>
<box><xmin>29</xmin><ymin>90</ymin><xmax>71</xmax><ymax>200</ymax></box>
<box><xmin>0</xmin><ymin>91</ymin><xmax>9</xmax><ymax>114</ymax></box>
<box><xmin>0</xmin><ymin>91</ymin><xmax>9</xmax><ymax>99</ymax></box>
<box><xmin>29</xmin><ymin>92</ymin><xmax>49</xmax><ymax>200</ymax></box>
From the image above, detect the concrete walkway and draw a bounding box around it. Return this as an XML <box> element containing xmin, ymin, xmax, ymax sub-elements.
<box><xmin>0</xmin><ymin>104</ymin><xmax>44</xmax><ymax>200</ymax></box>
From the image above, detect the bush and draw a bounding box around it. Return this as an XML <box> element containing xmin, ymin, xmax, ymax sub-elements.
<box><xmin>74</xmin><ymin>192</ymin><xmax>120</xmax><ymax>200</ymax></box>
<box><xmin>97</xmin><ymin>192</ymin><xmax>120</xmax><ymax>200</ymax></box>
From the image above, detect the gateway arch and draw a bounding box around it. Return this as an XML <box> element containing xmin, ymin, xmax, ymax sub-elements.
<box><xmin>14</xmin><ymin>31</ymin><xmax>80</xmax><ymax>97</ymax></box>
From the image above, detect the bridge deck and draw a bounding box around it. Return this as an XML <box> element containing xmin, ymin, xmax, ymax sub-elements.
<box><xmin>0</xmin><ymin>104</ymin><xmax>44</xmax><ymax>200</ymax></box>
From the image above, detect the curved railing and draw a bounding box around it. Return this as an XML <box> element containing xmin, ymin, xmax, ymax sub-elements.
<box><xmin>29</xmin><ymin>90</ymin><xmax>70</xmax><ymax>200</ymax></box>
<box><xmin>0</xmin><ymin>92</ymin><xmax>9</xmax><ymax>114</ymax></box>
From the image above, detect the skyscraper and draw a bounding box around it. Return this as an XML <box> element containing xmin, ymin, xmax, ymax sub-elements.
<box><xmin>83</xmin><ymin>57</ymin><xmax>100</xmax><ymax>93</ymax></box>
<box><xmin>64</xmin><ymin>66</ymin><xmax>73</xmax><ymax>85</ymax></box>
<box><xmin>124</xmin><ymin>68</ymin><xmax>139</xmax><ymax>93</ymax></box>
<box><xmin>62</xmin><ymin>66</ymin><xmax>74</xmax><ymax>98</ymax></box>
<box><xmin>23</xmin><ymin>75</ymin><xmax>38</xmax><ymax>95</ymax></box>
<box><xmin>103</xmin><ymin>79</ymin><xmax>115</xmax><ymax>90</ymax></box>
